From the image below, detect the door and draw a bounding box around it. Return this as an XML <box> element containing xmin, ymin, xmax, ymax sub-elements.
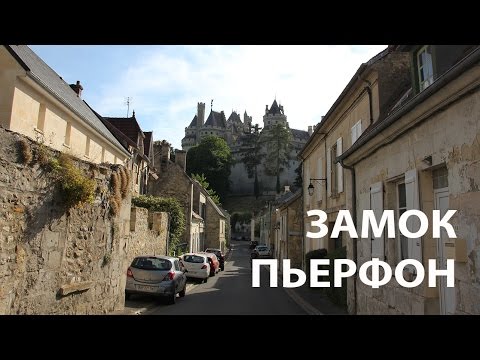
<box><xmin>434</xmin><ymin>188</ymin><xmax>456</xmax><ymax>315</ymax></box>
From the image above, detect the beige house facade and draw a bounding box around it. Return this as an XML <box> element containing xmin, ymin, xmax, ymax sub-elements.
<box><xmin>339</xmin><ymin>45</ymin><xmax>480</xmax><ymax>315</ymax></box>
<box><xmin>299</xmin><ymin>48</ymin><xmax>411</xmax><ymax>262</ymax></box>
<box><xmin>0</xmin><ymin>45</ymin><xmax>130</xmax><ymax>165</ymax></box>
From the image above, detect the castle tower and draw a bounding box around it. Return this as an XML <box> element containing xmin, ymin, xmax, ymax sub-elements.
<box><xmin>263</xmin><ymin>99</ymin><xmax>287</xmax><ymax>129</ymax></box>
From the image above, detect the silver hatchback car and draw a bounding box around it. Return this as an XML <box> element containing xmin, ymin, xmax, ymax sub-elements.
<box><xmin>125</xmin><ymin>255</ymin><xmax>187</xmax><ymax>304</ymax></box>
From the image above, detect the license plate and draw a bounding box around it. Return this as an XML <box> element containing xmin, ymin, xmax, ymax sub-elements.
<box><xmin>135</xmin><ymin>284</ymin><xmax>157</xmax><ymax>292</ymax></box>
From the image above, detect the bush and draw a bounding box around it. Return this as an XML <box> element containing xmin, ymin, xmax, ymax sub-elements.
<box><xmin>132</xmin><ymin>195</ymin><xmax>186</xmax><ymax>255</ymax></box>
<box><xmin>18</xmin><ymin>138</ymin><xmax>32</xmax><ymax>164</ymax></box>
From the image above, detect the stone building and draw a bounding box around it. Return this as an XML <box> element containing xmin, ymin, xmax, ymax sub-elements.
<box><xmin>0</xmin><ymin>45</ymin><xmax>131</xmax><ymax>166</ymax></box>
<box><xmin>299</xmin><ymin>47</ymin><xmax>411</xmax><ymax>260</ymax></box>
<box><xmin>338</xmin><ymin>45</ymin><xmax>480</xmax><ymax>315</ymax></box>
<box><xmin>148</xmin><ymin>140</ymin><xmax>228</xmax><ymax>253</ymax></box>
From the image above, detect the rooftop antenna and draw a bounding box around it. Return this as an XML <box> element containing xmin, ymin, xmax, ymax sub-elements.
<box><xmin>211</xmin><ymin>99</ymin><xmax>213</xmax><ymax>111</ymax></box>
<box><xmin>125</xmin><ymin>97</ymin><xmax>133</xmax><ymax>117</ymax></box>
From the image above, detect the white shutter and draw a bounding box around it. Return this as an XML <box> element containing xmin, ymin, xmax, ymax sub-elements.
<box><xmin>326</xmin><ymin>148</ymin><xmax>331</xmax><ymax>197</ymax></box>
<box><xmin>317</xmin><ymin>157</ymin><xmax>323</xmax><ymax>201</ymax></box>
<box><xmin>337</xmin><ymin>137</ymin><xmax>343</xmax><ymax>193</ymax></box>
<box><xmin>351</xmin><ymin>125</ymin><xmax>357</xmax><ymax>145</ymax></box>
<box><xmin>405</xmin><ymin>169</ymin><xmax>422</xmax><ymax>262</ymax></box>
<box><xmin>370</xmin><ymin>182</ymin><xmax>384</xmax><ymax>259</ymax></box>
<box><xmin>356</xmin><ymin>120</ymin><xmax>362</xmax><ymax>141</ymax></box>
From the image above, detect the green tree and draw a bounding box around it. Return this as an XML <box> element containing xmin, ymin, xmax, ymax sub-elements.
<box><xmin>263</xmin><ymin>123</ymin><xmax>293</xmax><ymax>193</ymax></box>
<box><xmin>132</xmin><ymin>195</ymin><xmax>186</xmax><ymax>255</ymax></box>
<box><xmin>294</xmin><ymin>163</ymin><xmax>302</xmax><ymax>188</ymax></box>
<box><xmin>191</xmin><ymin>173</ymin><xmax>221</xmax><ymax>205</ymax></box>
<box><xmin>238</xmin><ymin>124</ymin><xmax>264</xmax><ymax>198</ymax></box>
<box><xmin>186</xmin><ymin>136</ymin><xmax>233</xmax><ymax>203</ymax></box>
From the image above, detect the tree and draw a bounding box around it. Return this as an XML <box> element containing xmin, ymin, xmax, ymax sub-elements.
<box><xmin>238</xmin><ymin>124</ymin><xmax>264</xmax><ymax>198</ymax></box>
<box><xmin>191</xmin><ymin>173</ymin><xmax>221</xmax><ymax>205</ymax></box>
<box><xmin>263</xmin><ymin>123</ymin><xmax>293</xmax><ymax>193</ymax></box>
<box><xmin>294</xmin><ymin>163</ymin><xmax>302</xmax><ymax>188</ymax></box>
<box><xmin>186</xmin><ymin>136</ymin><xmax>233</xmax><ymax>203</ymax></box>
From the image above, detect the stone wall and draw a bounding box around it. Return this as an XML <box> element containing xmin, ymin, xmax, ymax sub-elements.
<box><xmin>0</xmin><ymin>127</ymin><xmax>168</xmax><ymax>314</ymax></box>
<box><xmin>126</xmin><ymin>207</ymin><xmax>168</xmax><ymax>264</ymax></box>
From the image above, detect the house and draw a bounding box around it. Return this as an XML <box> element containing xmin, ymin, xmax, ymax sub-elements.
<box><xmin>148</xmin><ymin>140</ymin><xmax>228</xmax><ymax>253</ymax></box>
<box><xmin>0</xmin><ymin>45</ymin><xmax>130</xmax><ymax>164</ymax></box>
<box><xmin>338</xmin><ymin>45</ymin><xmax>480</xmax><ymax>315</ymax></box>
<box><xmin>274</xmin><ymin>190</ymin><xmax>303</xmax><ymax>271</ymax></box>
<box><xmin>298</xmin><ymin>47</ymin><xmax>411</xmax><ymax>264</ymax></box>
<box><xmin>102</xmin><ymin>113</ymin><xmax>153</xmax><ymax>196</ymax></box>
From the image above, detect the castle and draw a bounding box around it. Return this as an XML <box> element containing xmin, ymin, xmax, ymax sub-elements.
<box><xmin>182</xmin><ymin>100</ymin><xmax>312</xmax><ymax>196</ymax></box>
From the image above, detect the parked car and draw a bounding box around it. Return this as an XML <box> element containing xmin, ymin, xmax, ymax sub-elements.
<box><xmin>181</xmin><ymin>253</ymin><xmax>210</xmax><ymax>283</ymax></box>
<box><xmin>198</xmin><ymin>252</ymin><xmax>220</xmax><ymax>276</ymax></box>
<box><xmin>251</xmin><ymin>245</ymin><xmax>272</xmax><ymax>258</ymax></box>
<box><xmin>249</xmin><ymin>240</ymin><xmax>258</xmax><ymax>249</ymax></box>
<box><xmin>125</xmin><ymin>255</ymin><xmax>187</xmax><ymax>305</ymax></box>
<box><xmin>205</xmin><ymin>248</ymin><xmax>225</xmax><ymax>271</ymax></box>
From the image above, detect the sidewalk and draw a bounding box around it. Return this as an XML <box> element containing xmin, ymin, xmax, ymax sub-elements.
<box><xmin>283</xmin><ymin>283</ymin><xmax>348</xmax><ymax>315</ymax></box>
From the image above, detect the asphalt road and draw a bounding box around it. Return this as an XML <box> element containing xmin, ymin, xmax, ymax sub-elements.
<box><xmin>131</xmin><ymin>240</ymin><xmax>306</xmax><ymax>315</ymax></box>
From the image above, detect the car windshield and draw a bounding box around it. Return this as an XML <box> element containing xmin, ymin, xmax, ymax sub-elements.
<box><xmin>132</xmin><ymin>257</ymin><xmax>171</xmax><ymax>270</ymax></box>
<box><xmin>183</xmin><ymin>255</ymin><xmax>205</xmax><ymax>263</ymax></box>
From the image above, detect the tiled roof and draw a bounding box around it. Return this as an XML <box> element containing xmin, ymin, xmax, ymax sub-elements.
<box><xmin>227</xmin><ymin>111</ymin><xmax>242</xmax><ymax>124</ymax></box>
<box><xmin>144</xmin><ymin>131</ymin><xmax>152</xmax><ymax>157</ymax></box>
<box><xmin>267</xmin><ymin>99</ymin><xmax>283</xmax><ymax>115</ymax></box>
<box><xmin>188</xmin><ymin>115</ymin><xmax>198</xmax><ymax>128</ymax></box>
<box><xmin>5</xmin><ymin>45</ymin><xmax>128</xmax><ymax>155</ymax></box>
<box><xmin>204</xmin><ymin>111</ymin><xmax>226</xmax><ymax>128</ymax></box>
<box><xmin>291</xmin><ymin>129</ymin><xmax>310</xmax><ymax>141</ymax></box>
<box><xmin>103</xmin><ymin>115</ymin><xmax>143</xmax><ymax>145</ymax></box>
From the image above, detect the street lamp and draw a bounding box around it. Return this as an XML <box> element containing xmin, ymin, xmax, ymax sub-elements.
<box><xmin>308</xmin><ymin>178</ymin><xmax>327</xmax><ymax>196</ymax></box>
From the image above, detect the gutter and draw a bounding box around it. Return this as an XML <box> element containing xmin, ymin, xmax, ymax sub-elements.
<box><xmin>339</xmin><ymin>46</ymin><xmax>480</xmax><ymax>164</ymax></box>
<box><xmin>337</xmin><ymin>158</ymin><xmax>357</xmax><ymax>315</ymax></box>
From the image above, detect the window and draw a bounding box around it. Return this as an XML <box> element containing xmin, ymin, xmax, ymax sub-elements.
<box><xmin>331</xmin><ymin>144</ymin><xmax>337</xmax><ymax>195</ymax></box>
<box><xmin>417</xmin><ymin>45</ymin><xmax>434</xmax><ymax>91</ymax></box>
<box><xmin>397</xmin><ymin>182</ymin><xmax>408</xmax><ymax>260</ymax></box>
<box><xmin>64</xmin><ymin>123</ymin><xmax>71</xmax><ymax>146</ymax></box>
<box><xmin>351</xmin><ymin>120</ymin><xmax>362</xmax><ymax>145</ymax></box>
<box><xmin>85</xmin><ymin>138</ymin><xmax>90</xmax><ymax>157</ymax></box>
<box><xmin>433</xmin><ymin>166</ymin><xmax>448</xmax><ymax>189</ymax></box>
<box><xmin>36</xmin><ymin>103</ymin><xmax>46</xmax><ymax>133</ymax></box>
<box><xmin>174</xmin><ymin>260</ymin><xmax>180</xmax><ymax>271</ymax></box>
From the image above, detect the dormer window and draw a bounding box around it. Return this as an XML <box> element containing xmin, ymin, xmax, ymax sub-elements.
<box><xmin>417</xmin><ymin>45</ymin><xmax>434</xmax><ymax>91</ymax></box>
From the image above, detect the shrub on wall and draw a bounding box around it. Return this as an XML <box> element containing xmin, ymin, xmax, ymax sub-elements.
<box><xmin>50</xmin><ymin>153</ymin><xmax>96</xmax><ymax>207</ymax></box>
<box><xmin>132</xmin><ymin>195</ymin><xmax>186</xmax><ymax>255</ymax></box>
<box><xmin>18</xmin><ymin>138</ymin><xmax>33</xmax><ymax>165</ymax></box>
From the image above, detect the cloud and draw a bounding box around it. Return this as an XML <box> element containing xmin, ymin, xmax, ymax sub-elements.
<box><xmin>92</xmin><ymin>45</ymin><xmax>387</xmax><ymax>148</ymax></box>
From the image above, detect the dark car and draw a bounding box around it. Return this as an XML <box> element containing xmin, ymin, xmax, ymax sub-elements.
<box><xmin>205</xmin><ymin>248</ymin><xmax>225</xmax><ymax>271</ymax></box>
<box><xmin>249</xmin><ymin>240</ymin><xmax>258</xmax><ymax>249</ymax></box>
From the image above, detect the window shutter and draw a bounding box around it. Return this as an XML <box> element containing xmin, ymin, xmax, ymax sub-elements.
<box><xmin>357</xmin><ymin>120</ymin><xmax>362</xmax><ymax>141</ymax></box>
<box><xmin>336</xmin><ymin>137</ymin><xmax>343</xmax><ymax>193</ymax></box>
<box><xmin>317</xmin><ymin>157</ymin><xmax>323</xmax><ymax>201</ymax></box>
<box><xmin>351</xmin><ymin>125</ymin><xmax>356</xmax><ymax>146</ymax></box>
<box><xmin>326</xmin><ymin>148</ymin><xmax>331</xmax><ymax>197</ymax></box>
<box><xmin>405</xmin><ymin>169</ymin><xmax>422</xmax><ymax>262</ymax></box>
<box><xmin>370</xmin><ymin>182</ymin><xmax>384</xmax><ymax>259</ymax></box>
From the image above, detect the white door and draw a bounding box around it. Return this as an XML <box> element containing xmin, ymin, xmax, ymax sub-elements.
<box><xmin>434</xmin><ymin>188</ymin><xmax>456</xmax><ymax>315</ymax></box>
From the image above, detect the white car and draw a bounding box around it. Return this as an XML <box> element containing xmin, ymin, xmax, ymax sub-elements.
<box><xmin>180</xmin><ymin>253</ymin><xmax>210</xmax><ymax>283</ymax></box>
<box><xmin>251</xmin><ymin>245</ymin><xmax>272</xmax><ymax>258</ymax></box>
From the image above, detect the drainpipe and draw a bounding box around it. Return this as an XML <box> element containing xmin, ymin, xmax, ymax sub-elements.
<box><xmin>338</xmin><ymin>158</ymin><xmax>357</xmax><ymax>315</ymax></box>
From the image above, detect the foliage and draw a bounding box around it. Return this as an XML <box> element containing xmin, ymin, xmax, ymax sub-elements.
<box><xmin>186</xmin><ymin>136</ymin><xmax>233</xmax><ymax>203</ymax></box>
<box><xmin>18</xmin><ymin>138</ymin><xmax>32</xmax><ymax>164</ymax></box>
<box><xmin>191</xmin><ymin>173</ymin><xmax>221</xmax><ymax>205</ymax></box>
<box><xmin>132</xmin><ymin>195</ymin><xmax>186</xmax><ymax>255</ymax></box>
<box><xmin>262</xmin><ymin>123</ymin><xmax>293</xmax><ymax>193</ymax></box>
<box><xmin>230</xmin><ymin>212</ymin><xmax>252</xmax><ymax>228</ymax></box>
<box><xmin>50</xmin><ymin>153</ymin><xmax>96</xmax><ymax>207</ymax></box>
<box><xmin>294</xmin><ymin>163</ymin><xmax>302</xmax><ymax>188</ymax></box>
<box><xmin>238</xmin><ymin>126</ymin><xmax>264</xmax><ymax>198</ymax></box>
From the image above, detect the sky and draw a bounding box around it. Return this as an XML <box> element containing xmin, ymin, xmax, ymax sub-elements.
<box><xmin>30</xmin><ymin>45</ymin><xmax>387</xmax><ymax>149</ymax></box>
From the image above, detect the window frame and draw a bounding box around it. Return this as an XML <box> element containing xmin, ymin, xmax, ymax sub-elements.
<box><xmin>417</xmin><ymin>45</ymin><xmax>434</xmax><ymax>92</ymax></box>
<box><xmin>396</xmin><ymin>180</ymin><xmax>408</xmax><ymax>263</ymax></box>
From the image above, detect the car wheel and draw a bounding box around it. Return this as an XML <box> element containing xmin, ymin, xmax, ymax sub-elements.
<box><xmin>167</xmin><ymin>291</ymin><xmax>176</xmax><ymax>305</ymax></box>
<box><xmin>125</xmin><ymin>292</ymin><xmax>131</xmax><ymax>300</ymax></box>
<box><xmin>179</xmin><ymin>285</ymin><xmax>186</xmax><ymax>298</ymax></box>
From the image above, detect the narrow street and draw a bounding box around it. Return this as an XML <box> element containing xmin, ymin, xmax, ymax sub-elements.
<box><xmin>125</xmin><ymin>240</ymin><xmax>306</xmax><ymax>315</ymax></box>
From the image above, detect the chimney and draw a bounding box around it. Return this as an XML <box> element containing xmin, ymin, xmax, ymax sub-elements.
<box><xmin>70</xmin><ymin>80</ymin><xmax>83</xmax><ymax>97</ymax></box>
<box><xmin>265</xmin><ymin>105</ymin><xmax>268</xmax><ymax>114</ymax></box>
<box><xmin>197</xmin><ymin>102</ymin><xmax>205</xmax><ymax>127</ymax></box>
<box><xmin>308</xmin><ymin>126</ymin><xmax>313</xmax><ymax>135</ymax></box>
<box><xmin>175</xmin><ymin>149</ymin><xmax>187</xmax><ymax>172</ymax></box>
<box><xmin>284</xmin><ymin>185</ymin><xmax>290</xmax><ymax>193</ymax></box>
<box><xmin>160</xmin><ymin>140</ymin><xmax>171</xmax><ymax>171</ymax></box>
